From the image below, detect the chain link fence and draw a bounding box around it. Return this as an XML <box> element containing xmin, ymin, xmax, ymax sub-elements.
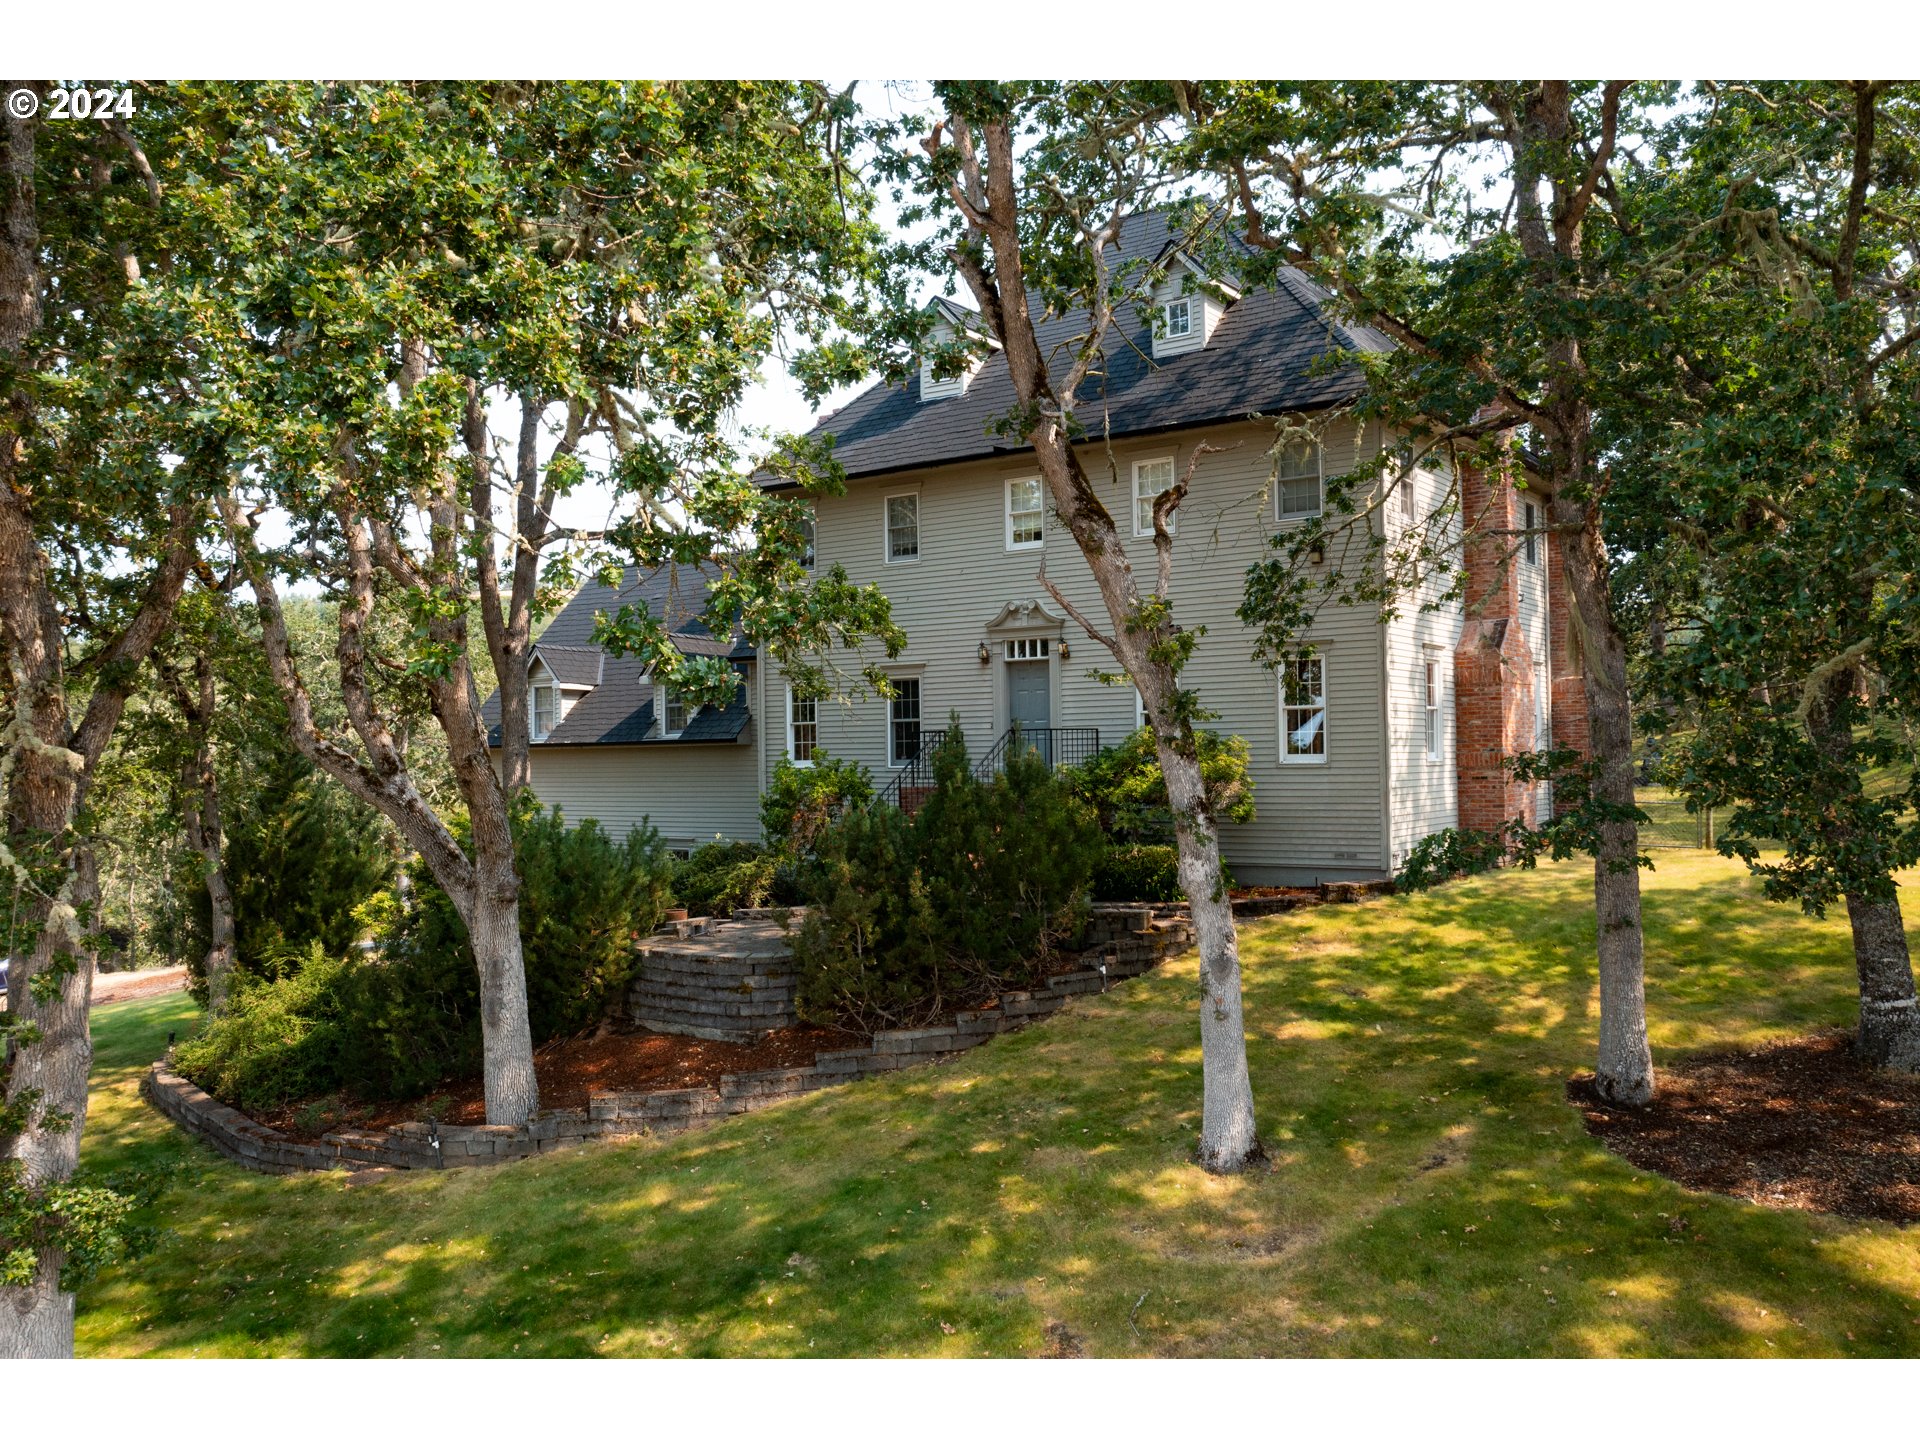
<box><xmin>1637</xmin><ymin>794</ymin><xmax>1716</xmax><ymax>849</ymax></box>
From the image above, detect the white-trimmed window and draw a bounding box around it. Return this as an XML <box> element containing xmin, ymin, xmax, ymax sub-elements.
<box><xmin>787</xmin><ymin>687</ymin><xmax>817</xmax><ymax>764</ymax></box>
<box><xmin>797</xmin><ymin>509</ymin><xmax>815</xmax><ymax>569</ymax></box>
<box><xmin>531</xmin><ymin>681</ymin><xmax>557</xmax><ymax>741</ymax></box>
<box><xmin>1164</xmin><ymin>298</ymin><xmax>1193</xmax><ymax>339</ymax></box>
<box><xmin>1280</xmin><ymin>653</ymin><xmax>1327</xmax><ymax>763</ymax></box>
<box><xmin>1522</xmin><ymin>500</ymin><xmax>1540</xmax><ymax>566</ymax></box>
<box><xmin>1006</xmin><ymin>477</ymin><xmax>1044</xmax><ymax>550</ymax></box>
<box><xmin>1133</xmin><ymin>456</ymin><xmax>1177</xmax><ymax>537</ymax></box>
<box><xmin>1133</xmin><ymin>684</ymin><xmax>1147</xmax><ymax>731</ymax></box>
<box><xmin>1276</xmin><ymin>440</ymin><xmax>1323</xmax><ymax>520</ymax></box>
<box><xmin>885</xmin><ymin>492</ymin><xmax>920</xmax><ymax>562</ymax></box>
<box><xmin>1004</xmin><ymin>637</ymin><xmax>1050</xmax><ymax>660</ymax></box>
<box><xmin>1400</xmin><ymin>469</ymin><xmax>1416</xmax><ymax>522</ymax></box>
<box><xmin>887</xmin><ymin>677</ymin><xmax>922</xmax><ymax>767</ymax></box>
<box><xmin>1423</xmin><ymin>658</ymin><xmax>1442</xmax><ymax>761</ymax></box>
<box><xmin>663</xmin><ymin>689</ymin><xmax>690</xmax><ymax>738</ymax></box>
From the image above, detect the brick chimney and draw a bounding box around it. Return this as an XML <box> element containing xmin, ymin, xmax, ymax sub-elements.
<box><xmin>1453</xmin><ymin>447</ymin><xmax>1541</xmax><ymax>834</ymax></box>
<box><xmin>1545</xmin><ymin>519</ymin><xmax>1590</xmax><ymax>780</ymax></box>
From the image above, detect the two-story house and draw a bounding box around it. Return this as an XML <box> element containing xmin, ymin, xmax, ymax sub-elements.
<box><xmin>493</xmin><ymin>213</ymin><xmax>1586</xmax><ymax>882</ymax></box>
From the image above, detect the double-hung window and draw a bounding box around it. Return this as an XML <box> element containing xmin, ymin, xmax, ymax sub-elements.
<box><xmin>663</xmin><ymin>689</ymin><xmax>689</xmax><ymax>738</ymax></box>
<box><xmin>1133</xmin><ymin>456</ymin><xmax>1177</xmax><ymax>537</ymax></box>
<box><xmin>1164</xmin><ymin>298</ymin><xmax>1193</xmax><ymax>339</ymax></box>
<box><xmin>531</xmin><ymin>681</ymin><xmax>557</xmax><ymax>741</ymax></box>
<box><xmin>1423</xmin><ymin>658</ymin><xmax>1442</xmax><ymax>761</ymax></box>
<box><xmin>887</xmin><ymin>677</ymin><xmax>922</xmax><ymax>767</ymax></box>
<box><xmin>885</xmin><ymin>493</ymin><xmax>920</xmax><ymax>562</ymax></box>
<box><xmin>1280</xmin><ymin>653</ymin><xmax>1327</xmax><ymax>763</ymax></box>
<box><xmin>1522</xmin><ymin>500</ymin><xmax>1540</xmax><ymax>566</ymax></box>
<box><xmin>1277</xmin><ymin>440</ymin><xmax>1323</xmax><ymax>520</ymax></box>
<box><xmin>797</xmin><ymin>509</ymin><xmax>815</xmax><ymax>569</ymax></box>
<box><xmin>787</xmin><ymin>687</ymin><xmax>817</xmax><ymax>764</ymax></box>
<box><xmin>1006</xmin><ymin>477</ymin><xmax>1044</xmax><ymax>550</ymax></box>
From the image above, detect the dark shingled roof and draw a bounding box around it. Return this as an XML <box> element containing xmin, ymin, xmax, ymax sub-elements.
<box><xmin>530</xmin><ymin>643</ymin><xmax>605</xmax><ymax>688</ymax></box>
<box><xmin>783</xmin><ymin>211</ymin><xmax>1389</xmax><ymax>483</ymax></box>
<box><xmin>481</xmin><ymin>564</ymin><xmax>754</xmax><ymax>749</ymax></box>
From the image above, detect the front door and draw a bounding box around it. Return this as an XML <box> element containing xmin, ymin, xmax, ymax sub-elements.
<box><xmin>1007</xmin><ymin>660</ymin><xmax>1051</xmax><ymax>766</ymax></box>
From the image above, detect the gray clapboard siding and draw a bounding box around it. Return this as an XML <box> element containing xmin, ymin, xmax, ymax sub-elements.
<box><xmin>1384</xmin><ymin>460</ymin><xmax>1466</xmax><ymax>867</ymax></box>
<box><xmin>527</xmin><ymin>738</ymin><xmax>763</xmax><ymax>852</ymax></box>
<box><xmin>791</xmin><ymin>416</ymin><xmax>1395</xmax><ymax>882</ymax></box>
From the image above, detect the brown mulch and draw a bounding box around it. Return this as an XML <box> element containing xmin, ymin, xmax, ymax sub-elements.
<box><xmin>258</xmin><ymin>1019</ymin><xmax>863</xmax><ymax>1134</ymax></box>
<box><xmin>1569</xmin><ymin>1030</ymin><xmax>1920</xmax><ymax>1225</ymax></box>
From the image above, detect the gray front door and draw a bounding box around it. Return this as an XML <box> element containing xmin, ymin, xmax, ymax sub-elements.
<box><xmin>1007</xmin><ymin>660</ymin><xmax>1051</xmax><ymax>765</ymax></box>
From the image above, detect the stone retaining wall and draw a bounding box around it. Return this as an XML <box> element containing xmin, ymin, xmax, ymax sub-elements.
<box><xmin>629</xmin><ymin>916</ymin><xmax>798</xmax><ymax>1041</ymax></box>
<box><xmin>145</xmin><ymin>906</ymin><xmax>1195</xmax><ymax>1176</ymax></box>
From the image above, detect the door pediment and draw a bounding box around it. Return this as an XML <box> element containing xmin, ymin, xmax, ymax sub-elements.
<box><xmin>981</xmin><ymin>598</ymin><xmax>1065</xmax><ymax>636</ymax></box>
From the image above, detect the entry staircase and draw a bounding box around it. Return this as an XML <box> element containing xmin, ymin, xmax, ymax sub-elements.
<box><xmin>873</xmin><ymin>725</ymin><xmax>1102</xmax><ymax>815</ymax></box>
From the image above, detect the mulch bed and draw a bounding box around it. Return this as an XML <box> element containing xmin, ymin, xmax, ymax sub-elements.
<box><xmin>1570</xmin><ymin>1030</ymin><xmax>1920</xmax><ymax>1225</ymax></box>
<box><xmin>258</xmin><ymin>1019</ymin><xmax>863</xmax><ymax>1135</ymax></box>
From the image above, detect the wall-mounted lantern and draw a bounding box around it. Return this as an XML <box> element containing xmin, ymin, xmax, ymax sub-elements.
<box><xmin>977</xmin><ymin>642</ymin><xmax>991</xmax><ymax>664</ymax></box>
<box><xmin>1058</xmin><ymin>640</ymin><xmax>1071</xmax><ymax>661</ymax></box>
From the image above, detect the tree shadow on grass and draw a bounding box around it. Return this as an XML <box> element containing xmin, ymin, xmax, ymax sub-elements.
<box><xmin>73</xmin><ymin>863</ymin><xmax>1920</xmax><ymax>1356</ymax></box>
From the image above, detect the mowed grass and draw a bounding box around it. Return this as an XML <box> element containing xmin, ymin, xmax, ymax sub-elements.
<box><xmin>74</xmin><ymin>852</ymin><xmax>1920</xmax><ymax>1357</ymax></box>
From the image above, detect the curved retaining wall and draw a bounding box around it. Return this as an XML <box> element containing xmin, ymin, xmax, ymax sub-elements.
<box><xmin>144</xmin><ymin>907</ymin><xmax>1194</xmax><ymax>1175</ymax></box>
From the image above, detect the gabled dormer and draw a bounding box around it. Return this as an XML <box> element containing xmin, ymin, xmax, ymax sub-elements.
<box><xmin>1148</xmin><ymin>244</ymin><xmax>1240</xmax><ymax>360</ymax></box>
<box><xmin>528</xmin><ymin>643</ymin><xmax>604</xmax><ymax>742</ymax></box>
<box><xmin>918</xmin><ymin>296</ymin><xmax>998</xmax><ymax>402</ymax></box>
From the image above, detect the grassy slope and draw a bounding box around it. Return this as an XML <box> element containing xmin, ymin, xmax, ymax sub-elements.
<box><xmin>74</xmin><ymin>853</ymin><xmax>1920</xmax><ymax>1357</ymax></box>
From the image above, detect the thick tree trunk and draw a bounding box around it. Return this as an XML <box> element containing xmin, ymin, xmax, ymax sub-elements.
<box><xmin>1844</xmin><ymin>894</ymin><xmax>1920</xmax><ymax>1070</ymax></box>
<box><xmin>1555</xmin><ymin>497</ymin><xmax>1655</xmax><ymax>1106</ymax></box>
<box><xmin>0</xmin><ymin>809</ymin><xmax>99</xmax><ymax>1361</ymax></box>
<box><xmin>1158</xmin><ymin>736</ymin><xmax>1261</xmax><ymax>1169</ymax></box>
<box><xmin>180</xmin><ymin>655</ymin><xmax>236</xmax><ymax>1010</ymax></box>
<box><xmin>937</xmin><ymin>113</ymin><xmax>1261</xmax><ymax>1171</ymax></box>
<box><xmin>464</xmin><ymin>873</ymin><xmax>539</xmax><ymax>1124</ymax></box>
<box><xmin>1510</xmin><ymin>84</ymin><xmax>1653</xmax><ymax>1108</ymax></box>
<box><xmin>0</xmin><ymin>1261</ymin><xmax>74</xmax><ymax>1358</ymax></box>
<box><xmin>223</xmin><ymin>489</ymin><xmax>542</xmax><ymax>1127</ymax></box>
<box><xmin>1809</xmin><ymin>668</ymin><xmax>1920</xmax><ymax>1070</ymax></box>
<box><xmin>181</xmin><ymin>759</ymin><xmax>235</xmax><ymax>1012</ymax></box>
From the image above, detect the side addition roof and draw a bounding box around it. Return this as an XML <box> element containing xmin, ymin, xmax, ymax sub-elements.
<box><xmin>481</xmin><ymin>563</ymin><xmax>753</xmax><ymax>749</ymax></box>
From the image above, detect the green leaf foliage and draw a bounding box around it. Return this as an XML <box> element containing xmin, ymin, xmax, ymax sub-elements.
<box><xmin>175</xmin><ymin>802</ymin><xmax>671</xmax><ymax>1108</ymax></box>
<box><xmin>791</xmin><ymin>727</ymin><xmax>1101</xmax><ymax>1033</ymax></box>
<box><xmin>759</xmin><ymin>752</ymin><xmax>874</xmax><ymax>855</ymax></box>
<box><xmin>1067</xmin><ymin>725</ymin><xmax>1256</xmax><ymax>845</ymax></box>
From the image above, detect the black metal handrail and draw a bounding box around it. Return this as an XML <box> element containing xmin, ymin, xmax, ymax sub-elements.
<box><xmin>972</xmin><ymin>725</ymin><xmax>1102</xmax><ymax>780</ymax></box>
<box><xmin>872</xmin><ymin>724</ymin><xmax>1104</xmax><ymax>814</ymax></box>
<box><xmin>872</xmin><ymin>727</ymin><xmax>962</xmax><ymax>811</ymax></box>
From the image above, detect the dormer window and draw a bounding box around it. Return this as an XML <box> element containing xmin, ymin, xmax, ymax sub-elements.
<box><xmin>1149</xmin><ymin>248</ymin><xmax>1239</xmax><ymax>360</ymax></box>
<box><xmin>663</xmin><ymin>689</ymin><xmax>690</xmax><ymax>737</ymax></box>
<box><xmin>532</xmin><ymin>681</ymin><xmax>557</xmax><ymax>741</ymax></box>
<box><xmin>917</xmin><ymin>300</ymin><xmax>997</xmax><ymax>403</ymax></box>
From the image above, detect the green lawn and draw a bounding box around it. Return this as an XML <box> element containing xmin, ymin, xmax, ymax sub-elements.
<box><xmin>73</xmin><ymin>852</ymin><xmax>1920</xmax><ymax>1357</ymax></box>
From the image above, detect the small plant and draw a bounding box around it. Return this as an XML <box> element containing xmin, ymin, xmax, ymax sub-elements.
<box><xmin>1093</xmin><ymin>844</ymin><xmax>1183</xmax><ymax>902</ymax></box>
<box><xmin>673</xmin><ymin>841</ymin><xmax>780</xmax><ymax>917</ymax></box>
<box><xmin>1068</xmin><ymin>725</ymin><xmax>1256</xmax><ymax>845</ymax></box>
<box><xmin>1394</xmin><ymin>827</ymin><xmax>1511</xmax><ymax>892</ymax></box>
<box><xmin>760</xmin><ymin>751</ymin><xmax>873</xmax><ymax>854</ymax></box>
<box><xmin>791</xmin><ymin>721</ymin><xmax>1100</xmax><ymax>1033</ymax></box>
<box><xmin>290</xmin><ymin>1101</ymin><xmax>339</xmax><ymax>1140</ymax></box>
